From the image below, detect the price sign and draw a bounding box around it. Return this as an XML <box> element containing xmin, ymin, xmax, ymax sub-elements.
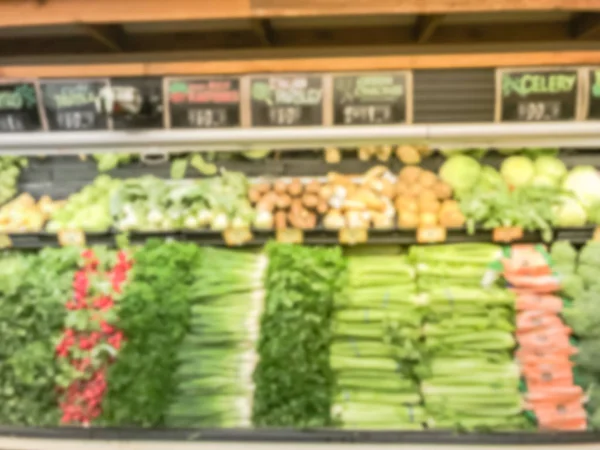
<box><xmin>41</xmin><ymin>79</ymin><xmax>109</xmax><ymax>131</ymax></box>
<box><xmin>339</xmin><ymin>228</ymin><xmax>368</xmax><ymax>245</ymax></box>
<box><xmin>587</xmin><ymin>69</ymin><xmax>600</xmax><ymax>120</ymax></box>
<box><xmin>0</xmin><ymin>82</ymin><xmax>43</xmax><ymax>132</ymax></box>
<box><xmin>332</xmin><ymin>72</ymin><xmax>410</xmax><ymax>125</ymax></box>
<box><xmin>0</xmin><ymin>234</ymin><xmax>12</xmax><ymax>249</ymax></box>
<box><xmin>58</xmin><ymin>230</ymin><xmax>86</xmax><ymax>247</ymax></box>
<box><xmin>167</xmin><ymin>77</ymin><xmax>240</xmax><ymax>128</ymax></box>
<box><xmin>223</xmin><ymin>228</ymin><xmax>253</xmax><ymax>246</ymax></box>
<box><xmin>497</xmin><ymin>69</ymin><xmax>580</xmax><ymax>122</ymax></box>
<box><xmin>493</xmin><ymin>227</ymin><xmax>524</xmax><ymax>243</ymax></box>
<box><xmin>417</xmin><ymin>226</ymin><xmax>447</xmax><ymax>244</ymax></box>
<box><xmin>250</xmin><ymin>75</ymin><xmax>323</xmax><ymax>127</ymax></box>
<box><xmin>111</xmin><ymin>77</ymin><xmax>164</xmax><ymax>129</ymax></box>
<box><xmin>276</xmin><ymin>228</ymin><xmax>304</xmax><ymax>244</ymax></box>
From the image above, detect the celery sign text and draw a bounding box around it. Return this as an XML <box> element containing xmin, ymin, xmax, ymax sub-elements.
<box><xmin>502</xmin><ymin>73</ymin><xmax>577</xmax><ymax>97</ymax></box>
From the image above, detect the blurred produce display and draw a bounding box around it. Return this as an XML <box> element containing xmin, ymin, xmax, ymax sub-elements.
<box><xmin>0</xmin><ymin>194</ymin><xmax>62</xmax><ymax>232</ymax></box>
<box><xmin>46</xmin><ymin>175</ymin><xmax>122</xmax><ymax>232</ymax></box>
<box><xmin>111</xmin><ymin>172</ymin><xmax>254</xmax><ymax>231</ymax></box>
<box><xmin>0</xmin><ymin>157</ymin><xmax>27</xmax><ymax>206</ymax></box>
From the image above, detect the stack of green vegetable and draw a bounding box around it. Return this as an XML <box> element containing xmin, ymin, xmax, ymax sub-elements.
<box><xmin>440</xmin><ymin>153</ymin><xmax>600</xmax><ymax>235</ymax></box>
<box><xmin>0</xmin><ymin>248</ymin><xmax>80</xmax><ymax>426</ymax></box>
<box><xmin>410</xmin><ymin>244</ymin><xmax>523</xmax><ymax>431</ymax></box>
<box><xmin>46</xmin><ymin>175</ymin><xmax>121</xmax><ymax>232</ymax></box>
<box><xmin>332</xmin><ymin>254</ymin><xmax>425</xmax><ymax>429</ymax></box>
<box><xmin>0</xmin><ymin>156</ymin><xmax>27</xmax><ymax>206</ymax></box>
<box><xmin>555</xmin><ymin>241</ymin><xmax>600</xmax><ymax>429</ymax></box>
<box><xmin>111</xmin><ymin>171</ymin><xmax>254</xmax><ymax>231</ymax></box>
<box><xmin>102</xmin><ymin>240</ymin><xmax>201</xmax><ymax>427</ymax></box>
<box><xmin>252</xmin><ymin>243</ymin><xmax>344</xmax><ymax>427</ymax></box>
<box><xmin>167</xmin><ymin>248</ymin><xmax>266</xmax><ymax>427</ymax></box>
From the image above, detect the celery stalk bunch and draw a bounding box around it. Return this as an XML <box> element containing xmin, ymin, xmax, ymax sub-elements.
<box><xmin>332</xmin><ymin>255</ymin><xmax>424</xmax><ymax>430</ymax></box>
<box><xmin>167</xmin><ymin>247</ymin><xmax>266</xmax><ymax>427</ymax></box>
<box><xmin>410</xmin><ymin>244</ymin><xmax>525</xmax><ymax>431</ymax></box>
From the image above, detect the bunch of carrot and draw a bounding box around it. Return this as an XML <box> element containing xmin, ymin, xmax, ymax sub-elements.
<box><xmin>503</xmin><ymin>244</ymin><xmax>586</xmax><ymax>431</ymax></box>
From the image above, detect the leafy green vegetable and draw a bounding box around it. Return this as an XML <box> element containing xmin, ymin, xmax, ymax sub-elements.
<box><xmin>0</xmin><ymin>156</ymin><xmax>27</xmax><ymax>206</ymax></box>
<box><xmin>93</xmin><ymin>153</ymin><xmax>132</xmax><ymax>172</ymax></box>
<box><xmin>102</xmin><ymin>240</ymin><xmax>201</xmax><ymax>427</ymax></box>
<box><xmin>438</xmin><ymin>155</ymin><xmax>481</xmax><ymax>197</ymax></box>
<box><xmin>0</xmin><ymin>248</ymin><xmax>80</xmax><ymax>426</ymax></box>
<box><xmin>252</xmin><ymin>243</ymin><xmax>344</xmax><ymax>427</ymax></box>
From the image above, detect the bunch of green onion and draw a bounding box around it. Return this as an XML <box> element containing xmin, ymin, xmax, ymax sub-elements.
<box><xmin>167</xmin><ymin>247</ymin><xmax>266</xmax><ymax>427</ymax></box>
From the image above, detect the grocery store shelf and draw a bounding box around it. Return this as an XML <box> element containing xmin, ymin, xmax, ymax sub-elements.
<box><xmin>4</xmin><ymin>227</ymin><xmax>595</xmax><ymax>249</ymax></box>
<box><xmin>1</xmin><ymin>426</ymin><xmax>600</xmax><ymax>446</ymax></box>
<box><xmin>3</xmin><ymin>122</ymin><xmax>600</xmax><ymax>156</ymax></box>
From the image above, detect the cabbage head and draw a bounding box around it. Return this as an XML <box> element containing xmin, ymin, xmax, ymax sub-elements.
<box><xmin>563</xmin><ymin>166</ymin><xmax>600</xmax><ymax>210</ymax></box>
<box><xmin>500</xmin><ymin>156</ymin><xmax>535</xmax><ymax>187</ymax></box>
<box><xmin>439</xmin><ymin>155</ymin><xmax>481</xmax><ymax>197</ymax></box>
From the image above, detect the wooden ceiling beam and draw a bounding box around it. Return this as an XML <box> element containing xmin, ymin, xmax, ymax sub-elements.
<box><xmin>0</xmin><ymin>21</ymin><xmax>576</xmax><ymax>58</ymax></box>
<box><xmin>414</xmin><ymin>14</ymin><xmax>445</xmax><ymax>43</ymax></box>
<box><xmin>571</xmin><ymin>13</ymin><xmax>600</xmax><ymax>39</ymax></box>
<box><xmin>0</xmin><ymin>0</ymin><xmax>599</xmax><ymax>28</ymax></box>
<box><xmin>79</xmin><ymin>24</ymin><xmax>127</xmax><ymax>52</ymax></box>
<box><xmin>3</xmin><ymin>50</ymin><xmax>600</xmax><ymax>79</ymax></box>
<box><xmin>251</xmin><ymin>19</ymin><xmax>276</xmax><ymax>46</ymax></box>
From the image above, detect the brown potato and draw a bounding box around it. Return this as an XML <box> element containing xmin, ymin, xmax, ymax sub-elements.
<box><xmin>248</xmin><ymin>187</ymin><xmax>263</xmax><ymax>204</ymax></box>
<box><xmin>440</xmin><ymin>199</ymin><xmax>460</xmax><ymax>212</ymax></box>
<box><xmin>433</xmin><ymin>182</ymin><xmax>453</xmax><ymax>200</ymax></box>
<box><xmin>274</xmin><ymin>211</ymin><xmax>287</xmax><ymax>229</ymax></box>
<box><xmin>439</xmin><ymin>210</ymin><xmax>466</xmax><ymax>228</ymax></box>
<box><xmin>317</xmin><ymin>199</ymin><xmax>329</xmax><ymax>215</ymax></box>
<box><xmin>256</xmin><ymin>196</ymin><xmax>275</xmax><ymax>212</ymax></box>
<box><xmin>419</xmin><ymin>199</ymin><xmax>441</xmax><ymax>214</ymax></box>
<box><xmin>288</xmin><ymin>178</ymin><xmax>304</xmax><ymax>197</ymax></box>
<box><xmin>395</xmin><ymin>196</ymin><xmax>419</xmax><ymax>213</ymax></box>
<box><xmin>418</xmin><ymin>170</ymin><xmax>438</xmax><ymax>188</ymax></box>
<box><xmin>398</xmin><ymin>211</ymin><xmax>419</xmax><ymax>229</ymax></box>
<box><xmin>380</xmin><ymin>179</ymin><xmax>395</xmax><ymax>199</ymax></box>
<box><xmin>254</xmin><ymin>182</ymin><xmax>271</xmax><ymax>194</ymax></box>
<box><xmin>290</xmin><ymin>199</ymin><xmax>304</xmax><ymax>215</ymax></box>
<box><xmin>325</xmin><ymin>148</ymin><xmax>341</xmax><ymax>164</ymax></box>
<box><xmin>406</xmin><ymin>183</ymin><xmax>424</xmax><ymax>198</ymax></box>
<box><xmin>376</xmin><ymin>145</ymin><xmax>393</xmax><ymax>162</ymax></box>
<box><xmin>396</xmin><ymin>145</ymin><xmax>421</xmax><ymax>165</ymax></box>
<box><xmin>398</xmin><ymin>166</ymin><xmax>422</xmax><ymax>184</ymax></box>
<box><xmin>395</xmin><ymin>182</ymin><xmax>408</xmax><ymax>197</ymax></box>
<box><xmin>418</xmin><ymin>190</ymin><xmax>438</xmax><ymax>204</ymax></box>
<box><xmin>276</xmin><ymin>194</ymin><xmax>292</xmax><ymax>210</ymax></box>
<box><xmin>274</xmin><ymin>180</ymin><xmax>287</xmax><ymax>194</ymax></box>
<box><xmin>302</xmin><ymin>194</ymin><xmax>319</xmax><ymax>209</ymax></box>
<box><xmin>319</xmin><ymin>184</ymin><xmax>334</xmax><ymax>201</ymax></box>
<box><xmin>305</xmin><ymin>179</ymin><xmax>321</xmax><ymax>194</ymax></box>
<box><xmin>419</xmin><ymin>212</ymin><xmax>438</xmax><ymax>227</ymax></box>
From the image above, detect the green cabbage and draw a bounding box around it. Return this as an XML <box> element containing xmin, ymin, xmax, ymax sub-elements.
<box><xmin>439</xmin><ymin>155</ymin><xmax>481</xmax><ymax>197</ymax></box>
<box><xmin>554</xmin><ymin>197</ymin><xmax>587</xmax><ymax>227</ymax></box>
<box><xmin>534</xmin><ymin>156</ymin><xmax>567</xmax><ymax>181</ymax></box>
<box><xmin>563</xmin><ymin>166</ymin><xmax>600</xmax><ymax>210</ymax></box>
<box><xmin>500</xmin><ymin>156</ymin><xmax>534</xmax><ymax>187</ymax></box>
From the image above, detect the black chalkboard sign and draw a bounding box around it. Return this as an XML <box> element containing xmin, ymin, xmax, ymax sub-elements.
<box><xmin>250</xmin><ymin>76</ymin><xmax>323</xmax><ymax>127</ymax></box>
<box><xmin>41</xmin><ymin>79</ymin><xmax>108</xmax><ymax>131</ymax></box>
<box><xmin>332</xmin><ymin>72</ymin><xmax>409</xmax><ymax>125</ymax></box>
<box><xmin>587</xmin><ymin>69</ymin><xmax>600</xmax><ymax>120</ymax></box>
<box><xmin>167</xmin><ymin>77</ymin><xmax>240</xmax><ymax>128</ymax></box>
<box><xmin>497</xmin><ymin>69</ymin><xmax>580</xmax><ymax>122</ymax></box>
<box><xmin>111</xmin><ymin>77</ymin><xmax>164</xmax><ymax>129</ymax></box>
<box><xmin>0</xmin><ymin>82</ymin><xmax>42</xmax><ymax>132</ymax></box>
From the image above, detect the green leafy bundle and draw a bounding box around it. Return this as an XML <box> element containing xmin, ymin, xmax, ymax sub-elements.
<box><xmin>0</xmin><ymin>247</ymin><xmax>80</xmax><ymax>425</ymax></box>
<box><xmin>102</xmin><ymin>240</ymin><xmax>201</xmax><ymax>427</ymax></box>
<box><xmin>167</xmin><ymin>247</ymin><xmax>266</xmax><ymax>428</ymax></box>
<box><xmin>252</xmin><ymin>243</ymin><xmax>344</xmax><ymax>427</ymax></box>
<box><xmin>555</xmin><ymin>241</ymin><xmax>600</xmax><ymax>429</ymax></box>
<box><xmin>332</xmin><ymin>255</ymin><xmax>424</xmax><ymax>430</ymax></box>
<box><xmin>410</xmin><ymin>244</ymin><xmax>524</xmax><ymax>431</ymax></box>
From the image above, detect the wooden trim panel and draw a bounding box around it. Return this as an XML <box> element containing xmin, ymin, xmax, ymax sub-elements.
<box><xmin>3</xmin><ymin>50</ymin><xmax>600</xmax><ymax>78</ymax></box>
<box><xmin>0</xmin><ymin>0</ymin><xmax>599</xmax><ymax>28</ymax></box>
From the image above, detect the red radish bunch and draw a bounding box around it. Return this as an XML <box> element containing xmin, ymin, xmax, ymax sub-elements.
<box><xmin>56</xmin><ymin>249</ymin><xmax>132</xmax><ymax>426</ymax></box>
